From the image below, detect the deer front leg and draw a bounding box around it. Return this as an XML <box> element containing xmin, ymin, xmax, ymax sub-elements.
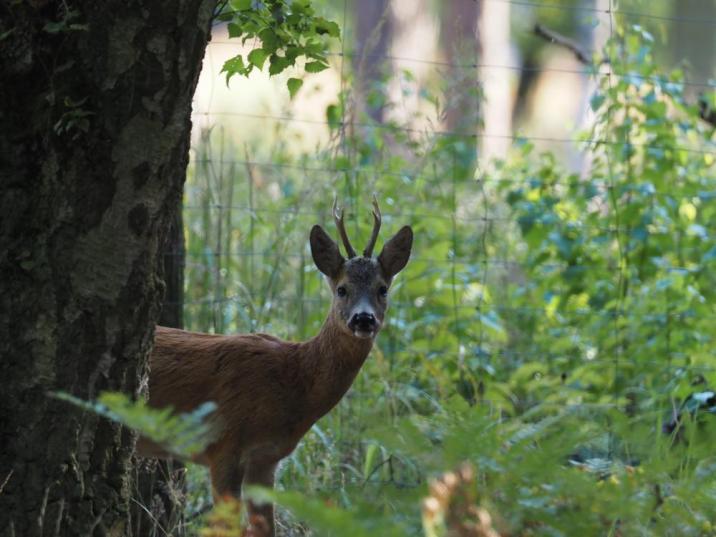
<box><xmin>208</xmin><ymin>449</ymin><xmax>245</xmax><ymax>502</ymax></box>
<box><xmin>244</xmin><ymin>460</ymin><xmax>278</xmax><ymax>536</ymax></box>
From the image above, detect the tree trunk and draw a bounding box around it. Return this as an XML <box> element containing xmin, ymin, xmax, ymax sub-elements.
<box><xmin>0</xmin><ymin>2</ymin><xmax>215</xmax><ymax>536</ymax></box>
<box><xmin>440</xmin><ymin>0</ymin><xmax>481</xmax><ymax>134</ymax></box>
<box><xmin>159</xmin><ymin>209</ymin><xmax>186</xmax><ymax>332</ymax></box>
<box><xmin>131</xmin><ymin>210</ymin><xmax>187</xmax><ymax>537</ymax></box>
<box><xmin>478</xmin><ymin>0</ymin><xmax>512</xmax><ymax>162</ymax></box>
<box><xmin>353</xmin><ymin>0</ymin><xmax>393</xmax><ymax>122</ymax></box>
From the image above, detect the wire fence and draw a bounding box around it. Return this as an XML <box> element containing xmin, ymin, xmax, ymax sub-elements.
<box><xmin>189</xmin><ymin>113</ymin><xmax>716</xmax><ymax>159</ymax></box>
<box><xmin>181</xmin><ymin>0</ymin><xmax>716</xmax><ymax>436</ymax></box>
<box><xmin>183</xmin><ymin>161</ymin><xmax>716</xmax><ymax>201</ymax></box>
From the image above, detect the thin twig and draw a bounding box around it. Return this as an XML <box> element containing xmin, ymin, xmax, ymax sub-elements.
<box><xmin>130</xmin><ymin>497</ymin><xmax>170</xmax><ymax>537</ymax></box>
<box><xmin>0</xmin><ymin>469</ymin><xmax>13</xmax><ymax>495</ymax></box>
<box><xmin>534</xmin><ymin>23</ymin><xmax>591</xmax><ymax>65</ymax></box>
<box><xmin>536</xmin><ymin>22</ymin><xmax>715</xmax><ymax>128</ymax></box>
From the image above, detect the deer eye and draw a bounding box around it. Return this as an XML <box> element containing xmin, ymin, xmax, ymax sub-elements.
<box><xmin>378</xmin><ymin>286</ymin><xmax>388</xmax><ymax>298</ymax></box>
<box><xmin>336</xmin><ymin>286</ymin><xmax>347</xmax><ymax>297</ymax></box>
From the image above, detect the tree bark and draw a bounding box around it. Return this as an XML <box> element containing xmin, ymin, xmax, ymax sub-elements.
<box><xmin>159</xmin><ymin>209</ymin><xmax>186</xmax><ymax>331</ymax></box>
<box><xmin>131</xmin><ymin>210</ymin><xmax>186</xmax><ymax>536</ymax></box>
<box><xmin>0</xmin><ymin>2</ymin><xmax>215</xmax><ymax>536</ymax></box>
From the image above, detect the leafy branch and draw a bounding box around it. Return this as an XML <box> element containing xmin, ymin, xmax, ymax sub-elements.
<box><xmin>217</xmin><ymin>0</ymin><xmax>340</xmax><ymax>98</ymax></box>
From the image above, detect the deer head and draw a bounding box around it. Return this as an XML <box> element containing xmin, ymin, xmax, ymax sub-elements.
<box><xmin>310</xmin><ymin>196</ymin><xmax>413</xmax><ymax>339</ymax></box>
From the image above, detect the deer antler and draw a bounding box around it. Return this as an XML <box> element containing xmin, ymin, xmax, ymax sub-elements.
<box><xmin>333</xmin><ymin>196</ymin><xmax>357</xmax><ymax>258</ymax></box>
<box><xmin>363</xmin><ymin>194</ymin><xmax>381</xmax><ymax>258</ymax></box>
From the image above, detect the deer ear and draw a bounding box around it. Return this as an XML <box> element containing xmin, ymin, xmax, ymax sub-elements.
<box><xmin>378</xmin><ymin>226</ymin><xmax>413</xmax><ymax>279</ymax></box>
<box><xmin>310</xmin><ymin>225</ymin><xmax>345</xmax><ymax>278</ymax></box>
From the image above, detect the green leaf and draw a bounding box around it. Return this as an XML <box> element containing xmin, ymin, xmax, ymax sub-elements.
<box><xmin>247</xmin><ymin>48</ymin><xmax>269</xmax><ymax>69</ymax></box>
<box><xmin>362</xmin><ymin>443</ymin><xmax>379</xmax><ymax>480</ymax></box>
<box><xmin>287</xmin><ymin>78</ymin><xmax>303</xmax><ymax>99</ymax></box>
<box><xmin>304</xmin><ymin>60</ymin><xmax>329</xmax><ymax>73</ymax></box>
<box><xmin>227</xmin><ymin>22</ymin><xmax>242</xmax><ymax>38</ymax></box>
<box><xmin>285</xmin><ymin>45</ymin><xmax>303</xmax><ymax>62</ymax></box>
<box><xmin>258</xmin><ymin>28</ymin><xmax>279</xmax><ymax>52</ymax></box>
<box><xmin>326</xmin><ymin>103</ymin><xmax>342</xmax><ymax>130</ymax></box>
<box><xmin>590</xmin><ymin>93</ymin><xmax>605</xmax><ymax>112</ymax></box>
<box><xmin>221</xmin><ymin>54</ymin><xmax>250</xmax><ymax>84</ymax></box>
<box><xmin>268</xmin><ymin>54</ymin><xmax>290</xmax><ymax>76</ymax></box>
<box><xmin>314</xmin><ymin>18</ymin><xmax>340</xmax><ymax>37</ymax></box>
<box><xmin>229</xmin><ymin>0</ymin><xmax>251</xmax><ymax>10</ymax></box>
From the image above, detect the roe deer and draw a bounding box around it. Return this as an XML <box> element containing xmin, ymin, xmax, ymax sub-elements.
<box><xmin>138</xmin><ymin>197</ymin><xmax>413</xmax><ymax>535</ymax></box>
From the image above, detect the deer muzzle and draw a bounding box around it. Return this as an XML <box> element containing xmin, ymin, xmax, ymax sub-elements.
<box><xmin>348</xmin><ymin>311</ymin><xmax>378</xmax><ymax>338</ymax></box>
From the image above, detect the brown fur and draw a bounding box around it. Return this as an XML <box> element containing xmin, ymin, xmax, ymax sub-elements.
<box><xmin>138</xmin><ymin>215</ymin><xmax>413</xmax><ymax>536</ymax></box>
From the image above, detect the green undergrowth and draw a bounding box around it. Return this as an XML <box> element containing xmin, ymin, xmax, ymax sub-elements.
<box><xmin>176</xmin><ymin>23</ymin><xmax>716</xmax><ymax>536</ymax></box>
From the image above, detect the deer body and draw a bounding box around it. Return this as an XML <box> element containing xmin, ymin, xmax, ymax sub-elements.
<box><xmin>144</xmin><ymin>322</ymin><xmax>372</xmax><ymax>466</ymax></box>
<box><xmin>139</xmin><ymin>199</ymin><xmax>413</xmax><ymax>535</ymax></box>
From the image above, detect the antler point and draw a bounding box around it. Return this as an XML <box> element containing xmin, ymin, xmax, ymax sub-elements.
<box><xmin>363</xmin><ymin>195</ymin><xmax>382</xmax><ymax>257</ymax></box>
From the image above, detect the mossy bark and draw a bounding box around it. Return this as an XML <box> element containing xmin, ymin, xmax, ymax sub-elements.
<box><xmin>0</xmin><ymin>2</ymin><xmax>215</xmax><ymax>536</ymax></box>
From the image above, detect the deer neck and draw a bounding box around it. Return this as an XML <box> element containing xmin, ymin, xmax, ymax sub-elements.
<box><xmin>299</xmin><ymin>311</ymin><xmax>373</xmax><ymax>418</ymax></box>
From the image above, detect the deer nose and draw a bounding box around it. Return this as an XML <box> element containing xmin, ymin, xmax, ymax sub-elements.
<box><xmin>349</xmin><ymin>312</ymin><xmax>377</xmax><ymax>332</ymax></box>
